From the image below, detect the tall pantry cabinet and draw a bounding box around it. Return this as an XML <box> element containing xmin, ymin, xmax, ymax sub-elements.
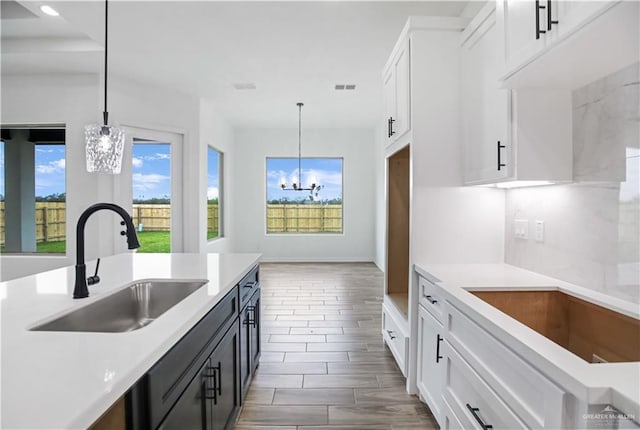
<box><xmin>381</xmin><ymin>16</ymin><xmax>469</xmax><ymax>395</ymax></box>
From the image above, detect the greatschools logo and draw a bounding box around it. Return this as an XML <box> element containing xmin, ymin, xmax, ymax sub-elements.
<box><xmin>583</xmin><ymin>405</ymin><xmax>637</xmax><ymax>428</ymax></box>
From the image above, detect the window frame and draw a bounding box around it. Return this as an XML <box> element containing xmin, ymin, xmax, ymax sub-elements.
<box><xmin>264</xmin><ymin>156</ymin><xmax>344</xmax><ymax>236</ymax></box>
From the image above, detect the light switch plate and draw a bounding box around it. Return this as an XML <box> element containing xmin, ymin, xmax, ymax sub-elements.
<box><xmin>535</xmin><ymin>220</ymin><xmax>544</xmax><ymax>242</ymax></box>
<box><xmin>514</xmin><ymin>219</ymin><xmax>529</xmax><ymax>240</ymax></box>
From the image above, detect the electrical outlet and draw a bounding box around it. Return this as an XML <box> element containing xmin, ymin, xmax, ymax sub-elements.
<box><xmin>514</xmin><ymin>219</ymin><xmax>529</xmax><ymax>240</ymax></box>
<box><xmin>535</xmin><ymin>220</ymin><xmax>544</xmax><ymax>242</ymax></box>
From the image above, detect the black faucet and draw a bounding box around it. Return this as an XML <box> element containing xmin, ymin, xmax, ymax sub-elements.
<box><xmin>74</xmin><ymin>203</ymin><xmax>140</xmax><ymax>299</ymax></box>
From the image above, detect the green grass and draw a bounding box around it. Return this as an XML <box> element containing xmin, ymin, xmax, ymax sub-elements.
<box><xmin>136</xmin><ymin>231</ymin><xmax>171</xmax><ymax>253</ymax></box>
<box><xmin>1</xmin><ymin>240</ymin><xmax>66</xmax><ymax>254</ymax></box>
<box><xmin>1</xmin><ymin>230</ymin><xmax>217</xmax><ymax>254</ymax></box>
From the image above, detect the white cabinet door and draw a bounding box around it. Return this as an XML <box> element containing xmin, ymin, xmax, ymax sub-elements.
<box><xmin>554</xmin><ymin>1</ymin><xmax>614</xmax><ymax>40</ymax></box>
<box><xmin>382</xmin><ymin>39</ymin><xmax>411</xmax><ymax>145</ymax></box>
<box><xmin>392</xmin><ymin>41</ymin><xmax>410</xmax><ymax>140</ymax></box>
<box><xmin>499</xmin><ymin>0</ymin><xmax>547</xmax><ymax>73</ymax></box>
<box><xmin>417</xmin><ymin>305</ymin><xmax>444</xmax><ymax>426</ymax></box>
<box><xmin>383</xmin><ymin>69</ymin><xmax>396</xmax><ymax>145</ymax></box>
<box><xmin>462</xmin><ymin>6</ymin><xmax>511</xmax><ymax>185</ymax></box>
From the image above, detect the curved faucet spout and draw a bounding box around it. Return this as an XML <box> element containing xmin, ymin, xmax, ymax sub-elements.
<box><xmin>74</xmin><ymin>203</ymin><xmax>140</xmax><ymax>299</ymax></box>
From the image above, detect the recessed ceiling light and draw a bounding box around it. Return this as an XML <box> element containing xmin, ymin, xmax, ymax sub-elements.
<box><xmin>334</xmin><ymin>84</ymin><xmax>356</xmax><ymax>91</ymax></box>
<box><xmin>40</xmin><ymin>5</ymin><xmax>59</xmax><ymax>16</ymax></box>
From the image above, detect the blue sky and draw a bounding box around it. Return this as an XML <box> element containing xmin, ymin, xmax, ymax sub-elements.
<box><xmin>0</xmin><ymin>143</ymin><xmax>66</xmax><ymax>198</ymax></box>
<box><xmin>132</xmin><ymin>144</ymin><xmax>171</xmax><ymax>200</ymax></box>
<box><xmin>266</xmin><ymin>158</ymin><xmax>343</xmax><ymax>201</ymax></box>
<box><xmin>207</xmin><ymin>148</ymin><xmax>220</xmax><ymax>201</ymax></box>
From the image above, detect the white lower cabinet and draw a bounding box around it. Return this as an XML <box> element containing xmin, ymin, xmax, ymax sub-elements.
<box><xmin>382</xmin><ymin>302</ymin><xmax>409</xmax><ymax>377</ymax></box>
<box><xmin>417</xmin><ymin>304</ymin><xmax>444</xmax><ymax>426</ymax></box>
<box><xmin>443</xmin><ymin>341</ymin><xmax>528</xmax><ymax>430</ymax></box>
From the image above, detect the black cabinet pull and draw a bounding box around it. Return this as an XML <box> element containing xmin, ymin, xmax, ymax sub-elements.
<box><xmin>436</xmin><ymin>334</ymin><xmax>443</xmax><ymax>363</ymax></box>
<box><xmin>389</xmin><ymin>117</ymin><xmax>396</xmax><ymax>137</ymax></box>
<box><xmin>547</xmin><ymin>0</ymin><xmax>558</xmax><ymax>30</ymax></box>
<box><xmin>497</xmin><ymin>141</ymin><xmax>506</xmax><ymax>171</ymax></box>
<box><xmin>243</xmin><ymin>305</ymin><xmax>257</xmax><ymax>327</ymax></box>
<box><xmin>466</xmin><ymin>404</ymin><xmax>493</xmax><ymax>430</ymax></box>
<box><xmin>425</xmin><ymin>295</ymin><xmax>438</xmax><ymax>305</ymax></box>
<box><xmin>387</xmin><ymin>118</ymin><xmax>392</xmax><ymax>138</ymax></box>
<box><xmin>535</xmin><ymin>0</ymin><xmax>546</xmax><ymax>39</ymax></box>
<box><xmin>244</xmin><ymin>281</ymin><xmax>257</xmax><ymax>289</ymax></box>
<box><xmin>204</xmin><ymin>362</ymin><xmax>221</xmax><ymax>404</ymax></box>
<box><xmin>386</xmin><ymin>329</ymin><xmax>396</xmax><ymax>340</ymax></box>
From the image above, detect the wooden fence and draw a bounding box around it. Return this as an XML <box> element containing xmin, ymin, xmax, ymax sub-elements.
<box><xmin>0</xmin><ymin>202</ymin><xmax>339</xmax><ymax>244</ymax></box>
<box><xmin>267</xmin><ymin>204</ymin><xmax>342</xmax><ymax>233</ymax></box>
<box><xmin>0</xmin><ymin>202</ymin><xmax>66</xmax><ymax>245</ymax></box>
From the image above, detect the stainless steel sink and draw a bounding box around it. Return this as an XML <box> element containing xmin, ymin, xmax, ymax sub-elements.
<box><xmin>31</xmin><ymin>279</ymin><xmax>208</xmax><ymax>333</ymax></box>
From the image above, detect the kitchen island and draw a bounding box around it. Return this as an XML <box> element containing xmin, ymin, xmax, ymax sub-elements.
<box><xmin>1</xmin><ymin>252</ymin><xmax>260</xmax><ymax>430</ymax></box>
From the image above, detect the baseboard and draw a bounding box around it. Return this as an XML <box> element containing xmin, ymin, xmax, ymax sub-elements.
<box><xmin>259</xmin><ymin>257</ymin><xmax>376</xmax><ymax>263</ymax></box>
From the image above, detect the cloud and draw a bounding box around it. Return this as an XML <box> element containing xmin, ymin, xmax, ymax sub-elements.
<box><xmin>132</xmin><ymin>157</ymin><xmax>143</xmax><ymax>168</ymax></box>
<box><xmin>155</xmin><ymin>153</ymin><xmax>170</xmax><ymax>160</ymax></box>
<box><xmin>132</xmin><ymin>173</ymin><xmax>169</xmax><ymax>191</ymax></box>
<box><xmin>207</xmin><ymin>187</ymin><xmax>219</xmax><ymax>200</ymax></box>
<box><xmin>36</xmin><ymin>158</ymin><xmax>65</xmax><ymax>174</ymax></box>
<box><xmin>35</xmin><ymin>148</ymin><xmax>56</xmax><ymax>153</ymax></box>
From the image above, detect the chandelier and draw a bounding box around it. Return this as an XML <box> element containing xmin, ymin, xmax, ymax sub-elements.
<box><xmin>280</xmin><ymin>102</ymin><xmax>322</xmax><ymax>195</ymax></box>
<box><xmin>84</xmin><ymin>0</ymin><xmax>125</xmax><ymax>174</ymax></box>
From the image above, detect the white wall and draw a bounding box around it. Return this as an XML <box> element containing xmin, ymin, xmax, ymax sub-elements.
<box><xmin>232</xmin><ymin>128</ymin><xmax>376</xmax><ymax>262</ymax></box>
<box><xmin>0</xmin><ymin>74</ymin><xmax>208</xmax><ymax>280</ymax></box>
<box><xmin>200</xmin><ymin>99</ymin><xmax>235</xmax><ymax>254</ymax></box>
<box><xmin>409</xmin><ymin>29</ymin><xmax>505</xmax><ymax>265</ymax></box>
<box><xmin>374</xmin><ymin>123</ymin><xmax>386</xmax><ymax>270</ymax></box>
<box><xmin>505</xmin><ymin>63</ymin><xmax>640</xmax><ymax>303</ymax></box>
<box><xmin>1</xmin><ymin>74</ymin><xmax>100</xmax><ymax>280</ymax></box>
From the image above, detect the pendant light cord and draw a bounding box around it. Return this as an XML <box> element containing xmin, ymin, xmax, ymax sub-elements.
<box><xmin>102</xmin><ymin>0</ymin><xmax>109</xmax><ymax>126</ymax></box>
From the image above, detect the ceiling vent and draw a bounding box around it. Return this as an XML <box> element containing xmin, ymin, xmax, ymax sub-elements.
<box><xmin>334</xmin><ymin>84</ymin><xmax>356</xmax><ymax>91</ymax></box>
<box><xmin>1</xmin><ymin>1</ymin><xmax>38</xmax><ymax>19</ymax></box>
<box><xmin>233</xmin><ymin>83</ymin><xmax>256</xmax><ymax>90</ymax></box>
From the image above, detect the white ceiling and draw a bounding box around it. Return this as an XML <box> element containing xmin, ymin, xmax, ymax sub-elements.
<box><xmin>1</xmin><ymin>1</ymin><xmax>476</xmax><ymax>128</ymax></box>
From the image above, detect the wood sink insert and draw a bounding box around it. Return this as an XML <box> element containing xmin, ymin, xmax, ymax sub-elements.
<box><xmin>471</xmin><ymin>290</ymin><xmax>640</xmax><ymax>363</ymax></box>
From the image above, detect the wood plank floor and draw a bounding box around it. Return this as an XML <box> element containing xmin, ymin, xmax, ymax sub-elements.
<box><xmin>236</xmin><ymin>263</ymin><xmax>437</xmax><ymax>430</ymax></box>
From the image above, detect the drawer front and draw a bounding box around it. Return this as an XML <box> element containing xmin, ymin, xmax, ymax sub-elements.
<box><xmin>443</xmin><ymin>341</ymin><xmax>527</xmax><ymax>430</ymax></box>
<box><xmin>239</xmin><ymin>265</ymin><xmax>259</xmax><ymax>309</ymax></box>
<box><xmin>382</xmin><ymin>308</ymin><xmax>407</xmax><ymax>376</ymax></box>
<box><xmin>447</xmin><ymin>301</ymin><xmax>565</xmax><ymax>429</ymax></box>
<box><xmin>147</xmin><ymin>286</ymin><xmax>239</xmax><ymax>429</ymax></box>
<box><xmin>418</xmin><ymin>276</ymin><xmax>444</xmax><ymax>323</ymax></box>
<box><xmin>442</xmin><ymin>396</ymin><xmax>473</xmax><ymax>430</ymax></box>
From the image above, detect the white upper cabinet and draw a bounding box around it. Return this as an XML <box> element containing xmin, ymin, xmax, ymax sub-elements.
<box><xmin>462</xmin><ymin>3</ymin><xmax>573</xmax><ymax>186</ymax></box>
<box><xmin>461</xmin><ymin>5</ymin><xmax>510</xmax><ymax>184</ymax></box>
<box><xmin>498</xmin><ymin>0</ymin><xmax>637</xmax><ymax>88</ymax></box>
<box><xmin>383</xmin><ymin>39</ymin><xmax>411</xmax><ymax>145</ymax></box>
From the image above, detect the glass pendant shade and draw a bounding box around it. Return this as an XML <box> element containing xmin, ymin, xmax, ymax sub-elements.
<box><xmin>84</xmin><ymin>124</ymin><xmax>125</xmax><ymax>174</ymax></box>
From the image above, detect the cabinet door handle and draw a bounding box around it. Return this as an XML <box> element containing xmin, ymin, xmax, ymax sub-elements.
<box><xmin>387</xmin><ymin>118</ymin><xmax>392</xmax><ymax>138</ymax></box>
<box><xmin>386</xmin><ymin>329</ymin><xmax>396</xmax><ymax>340</ymax></box>
<box><xmin>243</xmin><ymin>305</ymin><xmax>257</xmax><ymax>327</ymax></box>
<box><xmin>535</xmin><ymin>1</ymin><xmax>547</xmax><ymax>39</ymax></box>
<box><xmin>436</xmin><ymin>334</ymin><xmax>443</xmax><ymax>363</ymax></box>
<box><xmin>466</xmin><ymin>404</ymin><xmax>493</xmax><ymax>430</ymax></box>
<box><xmin>424</xmin><ymin>295</ymin><xmax>438</xmax><ymax>305</ymax></box>
<box><xmin>497</xmin><ymin>141</ymin><xmax>506</xmax><ymax>171</ymax></box>
<box><xmin>204</xmin><ymin>362</ymin><xmax>222</xmax><ymax>403</ymax></box>
<box><xmin>389</xmin><ymin>117</ymin><xmax>396</xmax><ymax>137</ymax></box>
<box><xmin>547</xmin><ymin>0</ymin><xmax>558</xmax><ymax>30</ymax></box>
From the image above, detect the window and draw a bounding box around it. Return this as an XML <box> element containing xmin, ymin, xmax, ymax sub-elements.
<box><xmin>132</xmin><ymin>140</ymin><xmax>171</xmax><ymax>253</ymax></box>
<box><xmin>207</xmin><ymin>147</ymin><xmax>222</xmax><ymax>240</ymax></box>
<box><xmin>266</xmin><ymin>157</ymin><xmax>343</xmax><ymax>234</ymax></box>
<box><xmin>0</xmin><ymin>126</ymin><xmax>66</xmax><ymax>254</ymax></box>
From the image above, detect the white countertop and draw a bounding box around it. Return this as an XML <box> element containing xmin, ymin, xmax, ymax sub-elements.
<box><xmin>0</xmin><ymin>252</ymin><xmax>260</xmax><ymax>430</ymax></box>
<box><xmin>414</xmin><ymin>262</ymin><xmax>640</xmax><ymax>422</ymax></box>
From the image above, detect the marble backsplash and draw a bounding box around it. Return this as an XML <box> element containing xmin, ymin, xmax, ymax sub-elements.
<box><xmin>505</xmin><ymin>62</ymin><xmax>639</xmax><ymax>303</ymax></box>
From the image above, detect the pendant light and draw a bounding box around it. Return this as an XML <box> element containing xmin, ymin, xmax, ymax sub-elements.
<box><xmin>280</xmin><ymin>102</ymin><xmax>322</xmax><ymax>195</ymax></box>
<box><xmin>84</xmin><ymin>0</ymin><xmax>124</xmax><ymax>174</ymax></box>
